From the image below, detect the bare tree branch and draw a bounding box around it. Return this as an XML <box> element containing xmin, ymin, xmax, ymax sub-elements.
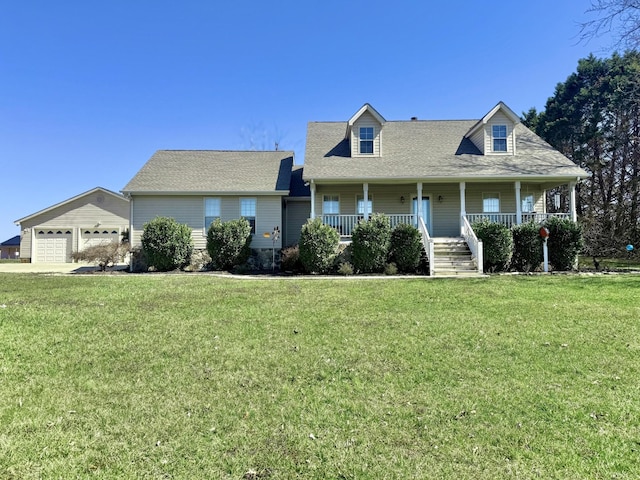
<box><xmin>579</xmin><ymin>0</ymin><xmax>640</xmax><ymax>49</ymax></box>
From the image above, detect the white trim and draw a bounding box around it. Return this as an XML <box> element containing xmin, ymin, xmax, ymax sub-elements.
<box><xmin>515</xmin><ymin>181</ymin><xmax>522</xmax><ymax>224</ymax></box>
<box><xmin>15</xmin><ymin>187</ymin><xmax>128</xmax><ymax>225</ymax></box>
<box><xmin>459</xmin><ymin>181</ymin><xmax>466</xmax><ymax>236</ymax></box>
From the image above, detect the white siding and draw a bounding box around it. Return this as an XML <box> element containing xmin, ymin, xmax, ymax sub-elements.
<box><xmin>19</xmin><ymin>192</ymin><xmax>129</xmax><ymax>262</ymax></box>
<box><xmin>484</xmin><ymin>111</ymin><xmax>515</xmax><ymax>155</ymax></box>
<box><xmin>131</xmin><ymin>195</ymin><xmax>284</xmax><ymax>250</ymax></box>
<box><xmin>351</xmin><ymin>111</ymin><xmax>382</xmax><ymax>156</ymax></box>
<box><xmin>284</xmin><ymin>200</ymin><xmax>310</xmax><ymax>246</ymax></box>
<box><xmin>470</xmin><ymin>128</ymin><xmax>485</xmax><ymax>153</ymax></box>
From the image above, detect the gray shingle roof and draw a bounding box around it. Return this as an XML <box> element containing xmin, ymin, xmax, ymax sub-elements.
<box><xmin>303</xmin><ymin>120</ymin><xmax>587</xmax><ymax>182</ymax></box>
<box><xmin>122</xmin><ymin>150</ymin><xmax>294</xmax><ymax>194</ymax></box>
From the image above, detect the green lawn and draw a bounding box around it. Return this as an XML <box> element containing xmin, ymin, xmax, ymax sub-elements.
<box><xmin>1</xmin><ymin>273</ymin><xmax>639</xmax><ymax>479</ymax></box>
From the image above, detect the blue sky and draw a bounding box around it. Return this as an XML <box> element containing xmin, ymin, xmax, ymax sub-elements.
<box><xmin>0</xmin><ymin>1</ymin><xmax>610</xmax><ymax>242</ymax></box>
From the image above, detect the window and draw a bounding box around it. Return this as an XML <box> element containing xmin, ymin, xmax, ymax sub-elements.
<box><xmin>204</xmin><ymin>197</ymin><xmax>221</xmax><ymax>230</ymax></box>
<box><xmin>359</xmin><ymin>127</ymin><xmax>374</xmax><ymax>154</ymax></box>
<box><xmin>492</xmin><ymin>125</ymin><xmax>507</xmax><ymax>152</ymax></box>
<box><xmin>240</xmin><ymin>198</ymin><xmax>256</xmax><ymax>234</ymax></box>
<box><xmin>322</xmin><ymin>195</ymin><xmax>340</xmax><ymax>214</ymax></box>
<box><xmin>521</xmin><ymin>194</ymin><xmax>535</xmax><ymax>213</ymax></box>
<box><xmin>356</xmin><ymin>194</ymin><xmax>373</xmax><ymax>216</ymax></box>
<box><xmin>483</xmin><ymin>193</ymin><xmax>500</xmax><ymax>213</ymax></box>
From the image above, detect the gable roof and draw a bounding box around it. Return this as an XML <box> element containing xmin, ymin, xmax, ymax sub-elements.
<box><xmin>14</xmin><ymin>187</ymin><xmax>128</xmax><ymax>225</ymax></box>
<box><xmin>464</xmin><ymin>101</ymin><xmax>521</xmax><ymax>138</ymax></box>
<box><xmin>346</xmin><ymin>103</ymin><xmax>386</xmax><ymax>136</ymax></box>
<box><xmin>304</xmin><ymin>107</ymin><xmax>587</xmax><ymax>183</ymax></box>
<box><xmin>122</xmin><ymin>150</ymin><xmax>294</xmax><ymax>195</ymax></box>
<box><xmin>0</xmin><ymin>235</ymin><xmax>20</xmax><ymax>247</ymax></box>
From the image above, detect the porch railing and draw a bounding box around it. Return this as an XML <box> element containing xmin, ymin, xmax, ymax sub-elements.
<box><xmin>465</xmin><ymin>212</ymin><xmax>570</xmax><ymax>228</ymax></box>
<box><xmin>322</xmin><ymin>214</ymin><xmax>417</xmax><ymax>237</ymax></box>
<box><xmin>462</xmin><ymin>216</ymin><xmax>483</xmax><ymax>274</ymax></box>
<box><xmin>418</xmin><ymin>216</ymin><xmax>435</xmax><ymax>276</ymax></box>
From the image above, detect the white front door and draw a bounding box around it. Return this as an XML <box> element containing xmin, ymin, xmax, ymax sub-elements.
<box><xmin>412</xmin><ymin>197</ymin><xmax>432</xmax><ymax>232</ymax></box>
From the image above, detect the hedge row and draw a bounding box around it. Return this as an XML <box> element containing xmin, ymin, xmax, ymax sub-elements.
<box><xmin>472</xmin><ymin>217</ymin><xmax>583</xmax><ymax>273</ymax></box>
<box><xmin>298</xmin><ymin>214</ymin><xmax>424</xmax><ymax>275</ymax></box>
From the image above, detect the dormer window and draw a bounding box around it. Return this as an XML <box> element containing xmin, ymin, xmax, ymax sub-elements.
<box><xmin>492</xmin><ymin>125</ymin><xmax>507</xmax><ymax>152</ymax></box>
<box><xmin>359</xmin><ymin>127</ymin><xmax>374</xmax><ymax>154</ymax></box>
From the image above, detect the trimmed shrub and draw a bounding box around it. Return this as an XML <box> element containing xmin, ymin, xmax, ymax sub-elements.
<box><xmin>299</xmin><ymin>218</ymin><xmax>340</xmax><ymax>274</ymax></box>
<box><xmin>351</xmin><ymin>214</ymin><xmax>392</xmax><ymax>273</ymax></box>
<box><xmin>141</xmin><ymin>216</ymin><xmax>193</xmax><ymax>271</ymax></box>
<box><xmin>544</xmin><ymin>216</ymin><xmax>583</xmax><ymax>271</ymax></box>
<box><xmin>472</xmin><ymin>219</ymin><xmax>513</xmax><ymax>272</ymax></box>
<box><xmin>511</xmin><ymin>221</ymin><xmax>543</xmax><ymax>272</ymax></box>
<box><xmin>280</xmin><ymin>244</ymin><xmax>304</xmax><ymax>273</ymax></box>
<box><xmin>389</xmin><ymin>223</ymin><xmax>422</xmax><ymax>273</ymax></box>
<box><xmin>207</xmin><ymin>218</ymin><xmax>252</xmax><ymax>271</ymax></box>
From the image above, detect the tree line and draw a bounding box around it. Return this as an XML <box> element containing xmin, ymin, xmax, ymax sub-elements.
<box><xmin>523</xmin><ymin>51</ymin><xmax>640</xmax><ymax>258</ymax></box>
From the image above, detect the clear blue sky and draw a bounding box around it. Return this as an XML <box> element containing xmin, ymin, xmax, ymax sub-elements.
<box><xmin>0</xmin><ymin>1</ymin><xmax>610</xmax><ymax>242</ymax></box>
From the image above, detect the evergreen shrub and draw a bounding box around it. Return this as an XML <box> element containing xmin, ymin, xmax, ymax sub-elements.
<box><xmin>141</xmin><ymin>216</ymin><xmax>193</xmax><ymax>271</ymax></box>
<box><xmin>207</xmin><ymin>218</ymin><xmax>252</xmax><ymax>271</ymax></box>
<box><xmin>298</xmin><ymin>218</ymin><xmax>340</xmax><ymax>274</ymax></box>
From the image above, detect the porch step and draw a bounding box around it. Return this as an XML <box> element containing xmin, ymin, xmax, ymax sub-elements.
<box><xmin>431</xmin><ymin>237</ymin><xmax>481</xmax><ymax>276</ymax></box>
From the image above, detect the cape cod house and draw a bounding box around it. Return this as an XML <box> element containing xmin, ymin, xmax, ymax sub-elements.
<box><xmin>122</xmin><ymin>102</ymin><xmax>586</xmax><ymax>274</ymax></box>
<box><xmin>303</xmin><ymin>102</ymin><xmax>588</xmax><ymax>274</ymax></box>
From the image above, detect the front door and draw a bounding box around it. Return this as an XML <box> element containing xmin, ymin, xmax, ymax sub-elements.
<box><xmin>412</xmin><ymin>196</ymin><xmax>432</xmax><ymax>232</ymax></box>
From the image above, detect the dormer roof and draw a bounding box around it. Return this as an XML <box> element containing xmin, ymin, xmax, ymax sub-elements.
<box><xmin>345</xmin><ymin>103</ymin><xmax>386</xmax><ymax>139</ymax></box>
<box><xmin>464</xmin><ymin>101</ymin><xmax>520</xmax><ymax>138</ymax></box>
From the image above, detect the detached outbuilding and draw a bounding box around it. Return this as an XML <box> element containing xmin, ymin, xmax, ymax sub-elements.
<box><xmin>14</xmin><ymin>187</ymin><xmax>129</xmax><ymax>263</ymax></box>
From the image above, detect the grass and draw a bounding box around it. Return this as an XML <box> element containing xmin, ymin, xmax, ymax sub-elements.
<box><xmin>1</xmin><ymin>273</ymin><xmax>640</xmax><ymax>479</ymax></box>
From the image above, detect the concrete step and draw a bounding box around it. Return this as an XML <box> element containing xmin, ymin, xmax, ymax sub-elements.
<box><xmin>430</xmin><ymin>237</ymin><xmax>481</xmax><ymax>276</ymax></box>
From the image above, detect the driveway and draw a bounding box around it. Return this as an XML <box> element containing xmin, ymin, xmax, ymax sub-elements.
<box><xmin>0</xmin><ymin>262</ymin><xmax>128</xmax><ymax>274</ymax></box>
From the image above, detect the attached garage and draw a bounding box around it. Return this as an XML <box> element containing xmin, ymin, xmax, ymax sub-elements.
<box><xmin>35</xmin><ymin>230</ymin><xmax>73</xmax><ymax>263</ymax></box>
<box><xmin>81</xmin><ymin>229</ymin><xmax>120</xmax><ymax>250</ymax></box>
<box><xmin>14</xmin><ymin>187</ymin><xmax>129</xmax><ymax>263</ymax></box>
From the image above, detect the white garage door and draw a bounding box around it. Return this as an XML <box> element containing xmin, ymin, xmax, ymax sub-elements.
<box><xmin>81</xmin><ymin>229</ymin><xmax>119</xmax><ymax>249</ymax></box>
<box><xmin>35</xmin><ymin>230</ymin><xmax>72</xmax><ymax>263</ymax></box>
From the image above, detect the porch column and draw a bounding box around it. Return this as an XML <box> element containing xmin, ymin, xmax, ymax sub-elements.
<box><xmin>310</xmin><ymin>181</ymin><xmax>316</xmax><ymax>219</ymax></box>
<box><xmin>569</xmin><ymin>181</ymin><xmax>577</xmax><ymax>222</ymax></box>
<box><xmin>515</xmin><ymin>181</ymin><xmax>522</xmax><ymax>225</ymax></box>
<box><xmin>363</xmin><ymin>182</ymin><xmax>369</xmax><ymax>220</ymax></box>
<box><xmin>417</xmin><ymin>182</ymin><xmax>423</xmax><ymax>224</ymax></box>
<box><xmin>459</xmin><ymin>182</ymin><xmax>466</xmax><ymax>236</ymax></box>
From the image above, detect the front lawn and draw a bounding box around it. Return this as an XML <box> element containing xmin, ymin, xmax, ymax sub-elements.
<box><xmin>1</xmin><ymin>274</ymin><xmax>639</xmax><ymax>479</ymax></box>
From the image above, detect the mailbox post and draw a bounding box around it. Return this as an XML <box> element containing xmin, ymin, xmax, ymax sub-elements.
<box><xmin>540</xmin><ymin>227</ymin><xmax>550</xmax><ymax>273</ymax></box>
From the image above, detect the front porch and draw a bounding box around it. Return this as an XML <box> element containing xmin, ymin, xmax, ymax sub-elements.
<box><xmin>309</xmin><ymin>179</ymin><xmax>579</xmax><ymax>275</ymax></box>
<box><xmin>321</xmin><ymin>212</ymin><xmax>571</xmax><ymax>238</ymax></box>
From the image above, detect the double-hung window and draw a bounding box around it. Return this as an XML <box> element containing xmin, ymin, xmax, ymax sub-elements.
<box><xmin>359</xmin><ymin>127</ymin><xmax>374</xmax><ymax>154</ymax></box>
<box><xmin>240</xmin><ymin>198</ymin><xmax>256</xmax><ymax>234</ymax></box>
<box><xmin>492</xmin><ymin>125</ymin><xmax>507</xmax><ymax>152</ymax></box>
<box><xmin>521</xmin><ymin>194</ymin><xmax>535</xmax><ymax>213</ymax></box>
<box><xmin>204</xmin><ymin>197</ymin><xmax>221</xmax><ymax>231</ymax></box>
<box><xmin>322</xmin><ymin>195</ymin><xmax>340</xmax><ymax>229</ymax></box>
<box><xmin>483</xmin><ymin>193</ymin><xmax>500</xmax><ymax>213</ymax></box>
<box><xmin>356</xmin><ymin>194</ymin><xmax>373</xmax><ymax>216</ymax></box>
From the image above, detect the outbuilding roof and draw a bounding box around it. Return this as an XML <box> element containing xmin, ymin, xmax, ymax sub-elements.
<box><xmin>0</xmin><ymin>235</ymin><xmax>20</xmax><ymax>247</ymax></box>
<box><xmin>122</xmin><ymin>150</ymin><xmax>294</xmax><ymax>195</ymax></box>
